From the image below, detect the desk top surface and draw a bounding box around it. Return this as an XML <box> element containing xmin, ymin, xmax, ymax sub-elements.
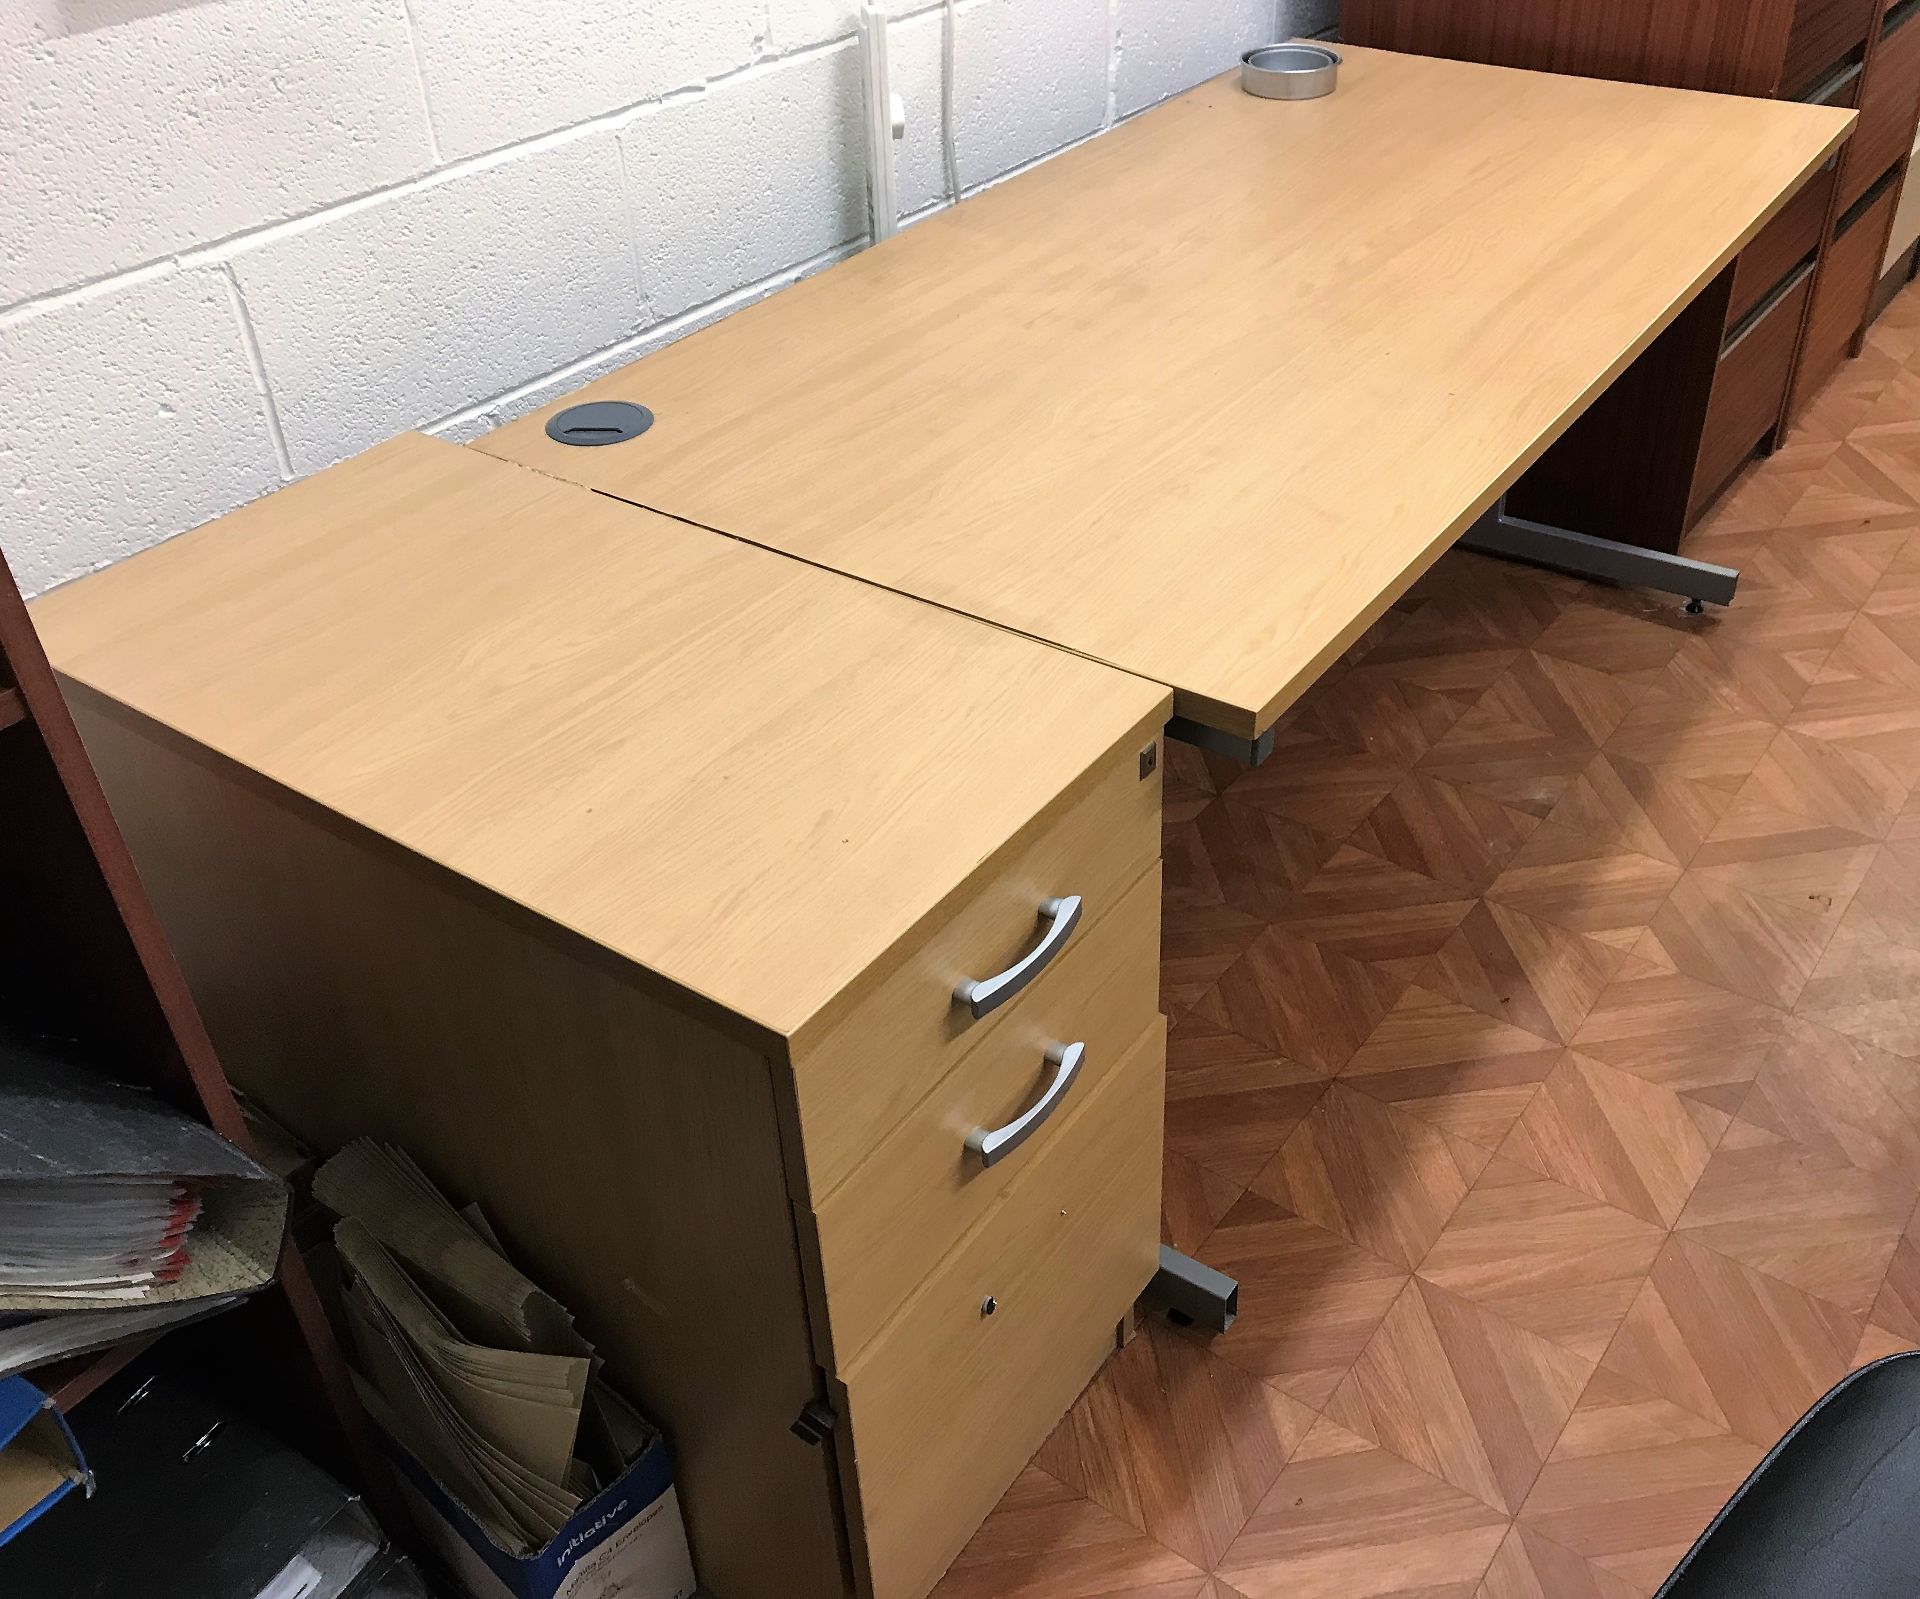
<box><xmin>31</xmin><ymin>436</ymin><xmax>1168</xmax><ymax>1046</ymax></box>
<box><xmin>481</xmin><ymin>45</ymin><xmax>1853</xmax><ymax>738</ymax></box>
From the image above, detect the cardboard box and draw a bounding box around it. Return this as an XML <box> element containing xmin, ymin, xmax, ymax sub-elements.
<box><xmin>0</xmin><ymin>1375</ymin><xmax>88</xmax><ymax>1546</ymax></box>
<box><xmin>383</xmin><ymin>1400</ymin><xmax>696</xmax><ymax>1599</ymax></box>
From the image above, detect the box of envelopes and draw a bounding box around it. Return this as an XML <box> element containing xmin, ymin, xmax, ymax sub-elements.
<box><xmin>315</xmin><ymin>1139</ymin><xmax>696</xmax><ymax>1599</ymax></box>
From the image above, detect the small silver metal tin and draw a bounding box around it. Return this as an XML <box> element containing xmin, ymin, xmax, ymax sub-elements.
<box><xmin>1240</xmin><ymin>43</ymin><xmax>1341</xmax><ymax>100</ymax></box>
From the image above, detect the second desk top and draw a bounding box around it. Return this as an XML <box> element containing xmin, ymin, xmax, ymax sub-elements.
<box><xmin>480</xmin><ymin>45</ymin><xmax>1852</xmax><ymax>741</ymax></box>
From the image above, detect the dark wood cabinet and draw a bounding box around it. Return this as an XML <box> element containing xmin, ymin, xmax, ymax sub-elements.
<box><xmin>1346</xmin><ymin>0</ymin><xmax>1920</xmax><ymax>550</ymax></box>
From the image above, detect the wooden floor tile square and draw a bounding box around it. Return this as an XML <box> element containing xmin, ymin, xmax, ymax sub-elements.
<box><xmin>1673</xmin><ymin>1119</ymin><xmax>1916</xmax><ymax>1315</ymax></box>
<box><xmin>1351</xmin><ymin>771</ymin><xmax>1538</xmax><ymax>894</ymax></box>
<box><xmin>1600</xmin><ymin>1236</ymin><xmax>1860</xmax><ymax>1448</ymax></box>
<box><xmin>1842</xmin><ymin>836</ymin><xmax>1920</xmax><ymax>952</ymax></box>
<box><xmin>1643</xmin><ymin>869</ymin><xmax>1835</xmax><ymax>1008</ymax></box>
<box><xmin>1256</xmin><ymin>844</ymin><xmax>1477</xmax><ymax>979</ymax></box>
<box><xmin>1418</xmin><ymin>650</ymin><xmax>1638</xmax><ymax>820</ymax></box>
<box><xmin>1571</xmin><ymin>964</ymin><xmax>1794</xmax><ymax>1107</ymax></box>
<box><xmin>1165</xmin><ymin>1013</ymin><xmax>1328</xmax><ymax>1187</ymax></box>
<box><xmin>1418</xmin><ymin>1158</ymin><xmax>1666</xmax><ymax>1361</ymax></box>
<box><xmin>1325</xmin><ymin>1277</ymin><xmax>1592</xmax><ymax>1513</ymax></box>
<box><xmin>1532</xmin><ymin>603</ymin><xmax>1692</xmax><ymax>677</ymax></box>
<box><xmin>1603</xmin><ymin>685</ymin><xmax>1778</xmax><ymax>786</ymax></box>
<box><xmin>1162</xmin><ymin>1146</ymin><xmax>1247</xmax><ymax>1256</ymax></box>
<box><xmin>1253</xmin><ymin>1082</ymin><xmax>1493</xmax><ymax>1271</ymax></box>
<box><xmin>1742</xmin><ymin>1019</ymin><xmax>1920</xmax><ymax>1181</ymax></box>
<box><xmin>1195</xmin><ymin>1190</ymin><xmax>1410</xmax><ymax>1408</ymax></box>
<box><xmin>1498</xmin><ymin>1051</ymin><xmax>1718</xmax><ymax>1228</ymax></box>
<box><xmin>1641</xmin><ymin>624</ymin><xmax>1823</xmax><ymax>725</ymax></box>
<box><xmin>1745</xmin><ymin>521</ymin><xmax>1910</xmax><ymax>610</ymax></box>
<box><xmin>1417</xmin><ymin>900</ymin><xmax>1626</xmax><ymax>1045</ymax></box>
<box><xmin>1518</xmin><ymin>1370</ymin><xmax>1764</xmax><ymax>1599</ymax></box>
<box><xmin>1545</xmin><ymin>750</ymin><xmax>1737</xmax><ymax>867</ymax></box>
<box><xmin>1826</xmin><ymin>605</ymin><xmax>1920</xmax><ymax>693</ymax></box>
<box><xmin>1160</xmin><ymin>893</ymin><xmax>1265</xmax><ymax>1018</ymax></box>
<box><xmin>1294</xmin><ymin>664</ymin><xmax>1472</xmax><ymax>769</ymax></box>
<box><xmin>928</xmin><ymin>1465</ymin><xmax>1208</xmax><ymax>1599</ymax></box>
<box><xmin>1037</xmin><ymin>1322</ymin><xmax>1315</xmax><ymax>1570</ymax></box>
<box><xmin>1689</xmin><ymin>795</ymin><xmax>1877</xmax><ymax>921</ymax></box>
<box><xmin>1796</xmin><ymin>926</ymin><xmax>1920</xmax><ymax>1059</ymax></box>
<box><xmin>1787</xmin><ymin>674</ymin><xmax>1920</xmax><ymax>787</ymax></box>
<box><xmin>1478</xmin><ymin>1523</ymin><xmax>1642</xmax><ymax>1599</ymax></box>
<box><xmin>1736</xmin><ymin>726</ymin><xmax>1910</xmax><ymax>841</ymax></box>
<box><xmin>1215</xmin><ymin>1418</ymin><xmax>1510</xmax><ymax>1599</ymax></box>
<box><xmin>1870</xmin><ymin>1207</ymin><xmax>1920</xmax><ymax>1342</ymax></box>
<box><xmin>1199</xmin><ymin>929</ymin><xmax>1407</xmax><ymax>1074</ymax></box>
<box><xmin>1485</xmin><ymin>822</ymin><xmax>1681</xmax><ymax>945</ymax></box>
<box><xmin>1340</xmin><ymin>984</ymin><xmax>1565</xmax><ymax>1150</ymax></box>
<box><xmin>1166</xmin><ymin>799</ymin><xmax>1343</xmax><ymax>916</ymax></box>
<box><xmin>1228</xmin><ymin>731</ymin><xmax>1404</xmax><ymax>836</ymax></box>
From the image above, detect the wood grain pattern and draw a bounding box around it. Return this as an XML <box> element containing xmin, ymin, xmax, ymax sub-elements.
<box><xmin>1418</xmin><ymin>902</ymin><xmax>1627</xmax><ymax>1046</ymax></box>
<box><xmin>1517</xmin><ymin>1370</ymin><xmax>1765</xmax><ymax>1597</ymax></box>
<box><xmin>1325</xmin><ymin>1278</ymin><xmax>1593</xmax><ymax>1513</ymax></box>
<box><xmin>1419</xmin><ymin>1159</ymin><xmax>1667</xmax><ymax>1362</ymax></box>
<box><xmin>1340</xmin><ymin>986</ymin><xmax>1565</xmax><ymax>1151</ymax></box>
<box><xmin>478</xmin><ymin>48</ymin><xmax>1850</xmax><ymax>739</ymax></box>
<box><xmin>1035</xmin><ymin>1321</ymin><xmax>1315</xmax><ymax>1568</ymax></box>
<box><xmin>839</xmin><ymin>1021</ymin><xmax>1165</xmax><ymax>1599</ymax></box>
<box><xmin>811</xmin><ymin>868</ymin><xmax>1162</xmax><ymax>1366</ymax></box>
<box><xmin>71</xmin><ymin>709</ymin><xmax>850</xmax><ymax>1599</ymax></box>
<box><xmin>1672</xmin><ymin>1117</ymin><xmax>1915</xmax><ymax>1312</ymax></box>
<box><xmin>1499</xmin><ymin>1052</ymin><xmax>1720</xmax><ymax>1228</ymax></box>
<box><xmin>1196</xmin><ymin>1193</ymin><xmax>1411</xmax><ymax>1410</ymax></box>
<box><xmin>1252</xmin><ymin>1082</ymin><xmax>1493</xmax><ymax>1270</ymax></box>
<box><xmin>1600</xmin><ymin>1236</ymin><xmax>1861</xmax><ymax>1447</ymax></box>
<box><xmin>1214</xmin><ymin>1418</ymin><xmax>1510</xmax><ymax>1598</ymax></box>
<box><xmin>31</xmin><ymin>435</ymin><xmax>1169</xmax><ymax>1052</ymax></box>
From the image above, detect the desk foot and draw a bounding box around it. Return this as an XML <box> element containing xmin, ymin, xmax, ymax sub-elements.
<box><xmin>1146</xmin><ymin>1244</ymin><xmax>1238</xmax><ymax>1333</ymax></box>
<box><xmin>1460</xmin><ymin>499</ymin><xmax>1739</xmax><ymax>608</ymax></box>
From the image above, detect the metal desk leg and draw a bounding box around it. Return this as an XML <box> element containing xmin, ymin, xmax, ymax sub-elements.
<box><xmin>1146</xmin><ymin>1244</ymin><xmax>1238</xmax><ymax>1333</ymax></box>
<box><xmin>1460</xmin><ymin>497</ymin><xmax>1739</xmax><ymax>612</ymax></box>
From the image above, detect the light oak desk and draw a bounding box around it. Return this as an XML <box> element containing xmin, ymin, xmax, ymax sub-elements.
<box><xmin>28</xmin><ymin>43</ymin><xmax>1856</xmax><ymax>1599</ymax></box>
<box><xmin>33</xmin><ymin>435</ymin><xmax>1174</xmax><ymax>1599</ymax></box>
<box><xmin>481</xmin><ymin>45</ymin><xmax>1854</xmax><ymax>761</ymax></box>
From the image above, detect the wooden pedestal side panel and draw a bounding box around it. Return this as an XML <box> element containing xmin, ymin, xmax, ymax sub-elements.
<box><xmin>832</xmin><ymin>1018</ymin><xmax>1166</xmax><ymax>1599</ymax></box>
<box><xmin>1341</xmin><ymin>0</ymin><xmax>1800</xmax><ymax>94</ymax></box>
<box><xmin>69</xmin><ymin>696</ymin><xmax>853</xmax><ymax>1599</ymax></box>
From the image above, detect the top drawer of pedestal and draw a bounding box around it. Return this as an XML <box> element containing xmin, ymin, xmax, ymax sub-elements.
<box><xmin>30</xmin><ymin>433</ymin><xmax>1170</xmax><ymax>1053</ymax></box>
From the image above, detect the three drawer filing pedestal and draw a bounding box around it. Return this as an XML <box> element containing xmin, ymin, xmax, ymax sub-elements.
<box><xmin>30</xmin><ymin>435</ymin><xmax>1184</xmax><ymax>1599</ymax></box>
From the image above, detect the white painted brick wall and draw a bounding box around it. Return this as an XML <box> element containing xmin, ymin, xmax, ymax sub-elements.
<box><xmin>2</xmin><ymin>0</ymin><xmax>1336</xmax><ymax>598</ymax></box>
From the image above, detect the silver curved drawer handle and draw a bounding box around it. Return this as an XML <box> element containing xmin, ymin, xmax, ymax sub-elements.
<box><xmin>966</xmin><ymin>1042</ymin><xmax>1085</xmax><ymax>1167</ymax></box>
<box><xmin>953</xmin><ymin>896</ymin><xmax>1082</xmax><ymax>1019</ymax></box>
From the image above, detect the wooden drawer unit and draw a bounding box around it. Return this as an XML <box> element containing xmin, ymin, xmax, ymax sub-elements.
<box><xmin>1843</xmin><ymin>1</ymin><xmax>1920</xmax><ymax>206</ymax></box>
<box><xmin>30</xmin><ymin>435</ymin><xmax>1174</xmax><ymax>1599</ymax></box>
<box><xmin>1729</xmin><ymin>155</ymin><xmax>1837</xmax><ymax>327</ymax></box>
<box><xmin>1784</xmin><ymin>0</ymin><xmax>1879</xmax><ymax>96</ymax></box>
<box><xmin>1798</xmin><ymin>174</ymin><xmax>1903</xmax><ymax>403</ymax></box>
<box><xmin>1694</xmin><ymin>263</ymin><xmax>1817</xmax><ymax>514</ymax></box>
<box><xmin>832</xmin><ymin>1018</ymin><xmax>1166</xmax><ymax>1599</ymax></box>
<box><xmin>788</xmin><ymin>741</ymin><xmax>1160</xmax><ymax>1204</ymax></box>
<box><xmin>808</xmin><ymin>862</ymin><xmax>1161</xmax><ymax>1366</ymax></box>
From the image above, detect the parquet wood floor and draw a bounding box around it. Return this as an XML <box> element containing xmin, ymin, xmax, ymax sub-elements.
<box><xmin>932</xmin><ymin>289</ymin><xmax>1920</xmax><ymax>1599</ymax></box>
